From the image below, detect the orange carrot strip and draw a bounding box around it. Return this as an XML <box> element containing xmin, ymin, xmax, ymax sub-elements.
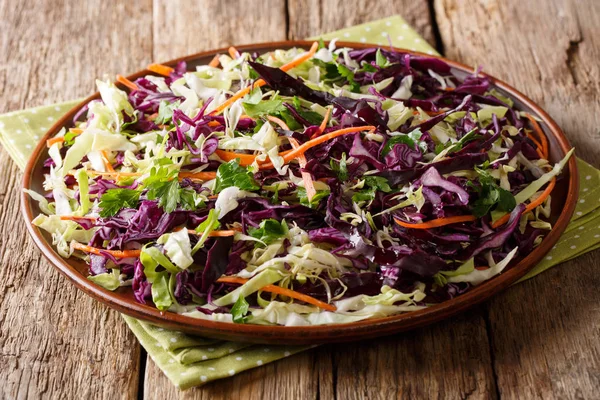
<box><xmin>187</xmin><ymin>229</ymin><xmax>238</xmax><ymax>237</ymax></box>
<box><xmin>46</xmin><ymin>128</ymin><xmax>83</xmax><ymax>147</ymax></box>
<box><xmin>525</xmin><ymin>114</ymin><xmax>548</xmax><ymax>159</ymax></box>
<box><xmin>526</xmin><ymin>133</ymin><xmax>545</xmax><ymax>158</ymax></box>
<box><xmin>116</xmin><ymin>74</ymin><xmax>139</xmax><ymax>91</ymax></box>
<box><xmin>147</xmin><ymin>63</ymin><xmax>174</xmax><ymax>76</ymax></box>
<box><xmin>212</xmin><ymin>81</ymin><xmax>265</xmax><ymax>115</ymax></box>
<box><xmin>100</xmin><ymin>150</ymin><xmax>115</xmax><ymax>173</ymax></box>
<box><xmin>266</xmin><ymin>115</ymin><xmax>289</xmax><ymax>131</ymax></box>
<box><xmin>279</xmin><ymin>126</ymin><xmax>375</xmax><ymax>164</ymax></box>
<box><xmin>279</xmin><ymin>41</ymin><xmax>319</xmax><ymax>72</ymax></box>
<box><xmin>71</xmin><ymin>242</ymin><xmax>141</xmax><ymax>258</ymax></box>
<box><xmin>289</xmin><ymin>137</ymin><xmax>317</xmax><ymax>201</ymax></box>
<box><xmin>177</xmin><ymin>171</ymin><xmax>217</xmax><ymax>181</ymax></box>
<box><xmin>312</xmin><ymin>107</ymin><xmax>331</xmax><ymax>138</ymax></box>
<box><xmin>394</xmin><ymin>215</ymin><xmax>477</xmax><ymax>230</ymax></box>
<box><xmin>475</xmin><ymin>266</ymin><xmax>489</xmax><ymax>271</ymax></box>
<box><xmin>60</xmin><ymin>215</ymin><xmax>98</xmax><ymax>222</ymax></box>
<box><xmin>212</xmin><ymin>42</ymin><xmax>319</xmax><ymax>115</ymax></box>
<box><xmin>491</xmin><ymin>177</ymin><xmax>556</xmax><ymax>228</ymax></box>
<box><xmin>208</xmin><ymin>54</ymin><xmax>221</xmax><ymax>68</ymax></box>
<box><xmin>267</xmin><ymin>116</ymin><xmax>317</xmax><ymax>201</ymax></box>
<box><xmin>214</xmin><ymin>149</ymin><xmax>259</xmax><ymax>165</ymax></box>
<box><xmin>80</xmin><ymin>170</ymin><xmax>216</xmax><ymax>181</ymax></box>
<box><xmin>228</xmin><ymin>46</ymin><xmax>240</xmax><ymax>59</ymax></box>
<box><xmin>46</xmin><ymin>137</ymin><xmax>64</xmax><ymax>147</ymax></box>
<box><xmin>216</xmin><ymin>276</ymin><xmax>337</xmax><ymax>311</ymax></box>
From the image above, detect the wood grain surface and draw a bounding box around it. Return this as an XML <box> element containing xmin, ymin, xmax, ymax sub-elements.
<box><xmin>1</xmin><ymin>0</ymin><xmax>599</xmax><ymax>399</ymax></box>
<box><xmin>0</xmin><ymin>1</ymin><xmax>149</xmax><ymax>399</ymax></box>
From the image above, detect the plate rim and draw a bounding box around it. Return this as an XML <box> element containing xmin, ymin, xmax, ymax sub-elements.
<box><xmin>21</xmin><ymin>40</ymin><xmax>579</xmax><ymax>344</ymax></box>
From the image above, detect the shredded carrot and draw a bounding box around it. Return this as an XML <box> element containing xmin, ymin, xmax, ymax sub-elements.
<box><xmin>257</xmin><ymin>126</ymin><xmax>374</xmax><ymax>170</ymax></box>
<box><xmin>46</xmin><ymin>128</ymin><xmax>83</xmax><ymax>147</ymax></box>
<box><xmin>491</xmin><ymin>177</ymin><xmax>556</xmax><ymax>228</ymax></box>
<box><xmin>71</xmin><ymin>242</ymin><xmax>141</xmax><ymax>258</ymax></box>
<box><xmin>525</xmin><ymin>114</ymin><xmax>548</xmax><ymax>159</ymax></box>
<box><xmin>216</xmin><ymin>276</ymin><xmax>337</xmax><ymax>311</ymax></box>
<box><xmin>266</xmin><ymin>116</ymin><xmax>288</xmax><ymax>131</ymax></box>
<box><xmin>147</xmin><ymin>63</ymin><xmax>174</xmax><ymax>77</ymax></box>
<box><xmin>228</xmin><ymin>46</ymin><xmax>240</xmax><ymax>59</ymax></box>
<box><xmin>78</xmin><ymin>170</ymin><xmax>217</xmax><ymax>181</ymax></box>
<box><xmin>177</xmin><ymin>171</ymin><xmax>217</xmax><ymax>181</ymax></box>
<box><xmin>208</xmin><ymin>121</ymin><xmax>221</xmax><ymax>127</ymax></box>
<box><xmin>60</xmin><ymin>215</ymin><xmax>98</xmax><ymax>222</ymax></box>
<box><xmin>475</xmin><ymin>266</ymin><xmax>489</xmax><ymax>271</ymax></box>
<box><xmin>46</xmin><ymin>137</ymin><xmax>64</xmax><ymax>147</ymax></box>
<box><xmin>100</xmin><ymin>150</ymin><xmax>115</xmax><ymax>173</ymax></box>
<box><xmin>268</xmin><ymin>116</ymin><xmax>317</xmax><ymax>201</ymax></box>
<box><xmin>212</xmin><ymin>42</ymin><xmax>319</xmax><ymax>115</ymax></box>
<box><xmin>279</xmin><ymin>125</ymin><xmax>375</xmax><ymax>164</ymax></box>
<box><xmin>279</xmin><ymin>41</ymin><xmax>319</xmax><ymax>72</ymax></box>
<box><xmin>394</xmin><ymin>215</ymin><xmax>477</xmax><ymax>230</ymax></box>
<box><xmin>214</xmin><ymin>149</ymin><xmax>259</xmax><ymax>165</ymax></box>
<box><xmin>116</xmin><ymin>74</ymin><xmax>139</xmax><ymax>91</ymax></box>
<box><xmin>315</xmin><ymin>107</ymin><xmax>332</xmax><ymax>137</ymax></box>
<box><xmin>526</xmin><ymin>133</ymin><xmax>545</xmax><ymax>158</ymax></box>
<box><xmin>187</xmin><ymin>229</ymin><xmax>238</xmax><ymax>237</ymax></box>
<box><xmin>208</xmin><ymin>54</ymin><xmax>221</xmax><ymax>68</ymax></box>
<box><xmin>211</xmin><ymin>80</ymin><xmax>265</xmax><ymax>115</ymax></box>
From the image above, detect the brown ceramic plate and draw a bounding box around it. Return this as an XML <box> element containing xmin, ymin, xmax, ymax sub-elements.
<box><xmin>21</xmin><ymin>41</ymin><xmax>578</xmax><ymax>344</ymax></box>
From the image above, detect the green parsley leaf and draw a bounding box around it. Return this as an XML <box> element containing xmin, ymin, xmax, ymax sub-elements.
<box><xmin>278</xmin><ymin>109</ymin><xmax>303</xmax><ymax>131</ymax></box>
<box><xmin>98</xmin><ymin>188</ymin><xmax>140</xmax><ymax>217</ymax></box>
<box><xmin>352</xmin><ymin>176</ymin><xmax>392</xmax><ymax>204</ymax></box>
<box><xmin>63</xmin><ymin>129</ymin><xmax>80</xmax><ymax>147</ymax></box>
<box><xmin>317</xmin><ymin>38</ymin><xmax>326</xmax><ymax>50</ymax></box>
<box><xmin>364</xmin><ymin>176</ymin><xmax>392</xmax><ymax>193</ymax></box>
<box><xmin>312</xmin><ymin>59</ymin><xmax>343</xmax><ymax>80</ymax></box>
<box><xmin>242</xmin><ymin>88</ymin><xmax>285</xmax><ymax>118</ymax></box>
<box><xmin>330</xmin><ymin>153</ymin><xmax>348</xmax><ymax>181</ymax></box>
<box><xmin>375</xmin><ymin>49</ymin><xmax>390</xmax><ymax>68</ymax></box>
<box><xmin>156</xmin><ymin>100</ymin><xmax>179</xmax><ymax>125</ymax></box>
<box><xmin>337</xmin><ymin>64</ymin><xmax>360</xmax><ymax>93</ymax></box>
<box><xmin>243</xmin><ymin>99</ymin><xmax>285</xmax><ymax>118</ymax></box>
<box><xmin>248</xmin><ymin>219</ymin><xmax>288</xmax><ymax>247</ymax></box>
<box><xmin>231</xmin><ymin>295</ymin><xmax>250</xmax><ymax>324</ymax></box>
<box><xmin>179</xmin><ymin>188</ymin><xmax>203</xmax><ymax>211</ymax></box>
<box><xmin>382</xmin><ymin>129</ymin><xmax>427</xmax><ymax>156</ymax></box>
<box><xmin>214</xmin><ymin>159</ymin><xmax>260</xmax><ymax>194</ymax></box>
<box><xmin>298</xmin><ymin>188</ymin><xmax>330</xmax><ymax>208</ymax></box>
<box><xmin>144</xmin><ymin>162</ymin><xmax>181</xmax><ymax>213</ymax></box>
<box><xmin>360</xmin><ymin>62</ymin><xmax>378</xmax><ymax>73</ymax></box>
<box><xmin>470</xmin><ymin>167</ymin><xmax>516</xmax><ymax>217</ymax></box>
<box><xmin>193</xmin><ymin>209</ymin><xmax>221</xmax><ymax>253</ymax></box>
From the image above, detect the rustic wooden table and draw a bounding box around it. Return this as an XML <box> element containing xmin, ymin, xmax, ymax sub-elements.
<box><xmin>1</xmin><ymin>0</ymin><xmax>599</xmax><ymax>398</ymax></box>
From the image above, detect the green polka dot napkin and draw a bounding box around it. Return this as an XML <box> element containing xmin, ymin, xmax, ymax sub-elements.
<box><xmin>2</xmin><ymin>15</ymin><xmax>600</xmax><ymax>390</ymax></box>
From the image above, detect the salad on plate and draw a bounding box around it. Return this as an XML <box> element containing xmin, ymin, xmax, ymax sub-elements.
<box><xmin>27</xmin><ymin>41</ymin><xmax>573</xmax><ymax>326</ymax></box>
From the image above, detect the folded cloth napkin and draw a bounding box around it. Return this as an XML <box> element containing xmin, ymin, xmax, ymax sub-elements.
<box><xmin>2</xmin><ymin>15</ymin><xmax>600</xmax><ymax>390</ymax></box>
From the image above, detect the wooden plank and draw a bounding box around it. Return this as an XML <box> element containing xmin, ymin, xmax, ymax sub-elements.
<box><xmin>332</xmin><ymin>312</ymin><xmax>497</xmax><ymax>400</ymax></box>
<box><xmin>434</xmin><ymin>0</ymin><xmax>600</xmax><ymax>398</ymax></box>
<box><xmin>287</xmin><ymin>2</ymin><xmax>497</xmax><ymax>399</ymax></box>
<box><xmin>143</xmin><ymin>350</ymin><xmax>321</xmax><ymax>400</ymax></box>
<box><xmin>151</xmin><ymin>0</ymin><xmax>287</xmax><ymax>62</ymax></box>
<box><xmin>0</xmin><ymin>0</ymin><xmax>152</xmax><ymax>398</ymax></box>
<box><xmin>287</xmin><ymin>0</ymin><xmax>436</xmax><ymax>46</ymax></box>
<box><xmin>144</xmin><ymin>1</ymin><xmax>297</xmax><ymax>398</ymax></box>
